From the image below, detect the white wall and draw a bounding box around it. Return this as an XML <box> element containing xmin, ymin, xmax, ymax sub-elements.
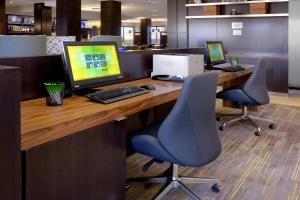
<box><xmin>289</xmin><ymin>0</ymin><xmax>300</xmax><ymax>88</ymax></box>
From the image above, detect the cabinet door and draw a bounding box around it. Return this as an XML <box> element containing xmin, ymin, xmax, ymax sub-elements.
<box><xmin>24</xmin><ymin>121</ymin><xmax>126</xmax><ymax>200</ymax></box>
<box><xmin>0</xmin><ymin>66</ymin><xmax>21</xmax><ymax>200</ymax></box>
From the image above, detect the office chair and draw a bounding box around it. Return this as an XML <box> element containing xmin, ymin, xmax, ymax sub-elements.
<box><xmin>217</xmin><ymin>60</ymin><xmax>274</xmax><ymax>136</ymax></box>
<box><xmin>127</xmin><ymin>72</ymin><xmax>222</xmax><ymax>200</ymax></box>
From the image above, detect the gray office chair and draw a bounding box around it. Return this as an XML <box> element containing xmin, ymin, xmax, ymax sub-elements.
<box><xmin>217</xmin><ymin>60</ymin><xmax>274</xmax><ymax>136</ymax></box>
<box><xmin>128</xmin><ymin>72</ymin><xmax>222</xmax><ymax>200</ymax></box>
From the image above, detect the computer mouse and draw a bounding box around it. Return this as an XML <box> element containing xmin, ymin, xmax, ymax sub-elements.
<box><xmin>141</xmin><ymin>84</ymin><xmax>156</xmax><ymax>90</ymax></box>
<box><xmin>169</xmin><ymin>75</ymin><xmax>185</xmax><ymax>82</ymax></box>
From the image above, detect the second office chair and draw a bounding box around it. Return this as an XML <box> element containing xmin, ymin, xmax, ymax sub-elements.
<box><xmin>217</xmin><ymin>60</ymin><xmax>275</xmax><ymax>136</ymax></box>
<box><xmin>128</xmin><ymin>72</ymin><xmax>222</xmax><ymax>200</ymax></box>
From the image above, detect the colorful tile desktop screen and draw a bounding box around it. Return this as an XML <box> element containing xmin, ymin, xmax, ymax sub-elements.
<box><xmin>67</xmin><ymin>45</ymin><xmax>121</xmax><ymax>81</ymax></box>
<box><xmin>207</xmin><ymin>43</ymin><xmax>225</xmax><ymax>62</ymax></box>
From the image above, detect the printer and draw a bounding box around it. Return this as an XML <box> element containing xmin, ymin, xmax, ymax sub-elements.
<box><xmin>152</xmin><ymin>53</ymin><xmax>204</xmax><ymax>78</ymax></box>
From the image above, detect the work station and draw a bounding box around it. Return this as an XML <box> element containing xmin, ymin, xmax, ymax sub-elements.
<box><xmin>0</xmin><ymin>0</ymin><xmax>299</xmax><ymax>200</ymax></box>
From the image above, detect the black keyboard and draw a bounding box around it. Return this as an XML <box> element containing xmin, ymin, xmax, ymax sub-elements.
<box><xmin>222</xmin><ymin>65</ymin><xmax>245</xmax><ymax>72</ymax></box>
<box><xmin>85</xmin><ymin>86</ymin><xmax>150</xmax><ymax>104</ymax></box>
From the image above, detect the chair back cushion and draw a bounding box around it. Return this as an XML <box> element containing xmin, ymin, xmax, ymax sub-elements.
<box><xmin>243</xmin><ymin>60</ymin><xmax>270</xmax><ymax>105</ymax></box>
<box><xmin>158</xmin><ymin>72</ymin><xmax>221</xmax><ymax>167</ymax></box>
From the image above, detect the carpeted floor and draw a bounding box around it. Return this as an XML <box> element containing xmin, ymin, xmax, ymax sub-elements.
<box><xmin>126</xmin><ymin>104</ymin><xmax>300</xmax><ymax>200</ymax></box>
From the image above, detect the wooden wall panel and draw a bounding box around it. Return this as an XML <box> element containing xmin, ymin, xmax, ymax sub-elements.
<box><xmin>24</xmin><ymin>121</ymin><xmax>126</xmax><ymax>200</ymax></box>
<box><xmin>140</xmin><ymin>18</ymin><xmax>152</xmax><ymax>46</ymax></box>
<box><xmin>0</xmin><ymin>0</ymin><xmax>5</xmax><ymax>34</ymax></box>
<box><xmin>56</xmin><ymin>0</ymin><xmax>81</xmax><ymax>41</ymax></box>
<box><xmin>101</xmin><ymin>1</ymin><xmax>121</xmax><ymax>36</ymax></box>
<box><xmin>0</xmin><ymin>55</ymin><xmax>65</xmax><ymax>101</ymax></box>
<box><xmin>0</xmin><ymin>49</ymin><xmax>203</xmax><ymax>101</ymax></box>
<box><xmin>34</xmin><ymin>3</ymin><xmax>52</xmax><ymax>35</ymax></box>
<box><xmin>0</xmin><ymin>66</ymin><xmax>21</xmax><ymax>200</ymax></box>
<box><xmin>264</xmin><ymin>57</ymin><xmax>289</xmax><ymax>93</ymax></box>
<box><xmin>167</xmin><ymin>0</ymin><xmax>188</xmax><ymax>48</ymax></box>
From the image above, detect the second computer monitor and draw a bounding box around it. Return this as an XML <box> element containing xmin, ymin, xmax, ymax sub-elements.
<box><xmin>63</xmin><ymin>41</ymin><xmax>123</xmax><ymax>90</ymax></box>
<box><xmin>205</xmin><ymin>41</ymin><xmax>226</xmax><ymax>65</ymax></box>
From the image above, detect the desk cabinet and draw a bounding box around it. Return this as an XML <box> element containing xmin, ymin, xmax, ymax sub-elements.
<box><xmin>23</xmin><ymin>121</ymin><xmax>126</xmax><ymax>200</ymax></box>
<box><xmin>0</xmin><ymin>66</ymin><xmax>21</xmax><ymax>200</ymax></box>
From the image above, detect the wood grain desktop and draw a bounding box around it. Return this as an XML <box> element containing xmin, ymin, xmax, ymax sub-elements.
<box><xmin>21</xmin><ymin>67</ymin><xmax>253</xmax><ymax>151</ymax></box>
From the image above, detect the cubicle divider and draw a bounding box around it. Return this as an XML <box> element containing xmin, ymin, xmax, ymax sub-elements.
<box><xmin>0</xmin><ymin>66</ymin><xmax>21</xmax><ymax>200</ymax></box>
<box><xmin>0</xmin><ymin>55</ymin><xmax>65</xmax><ymax>101</ymax></box>
<box><xmin>0</xmin><ymin>48</ymin><xmax>203</xmax><ymax>101</ymax></box>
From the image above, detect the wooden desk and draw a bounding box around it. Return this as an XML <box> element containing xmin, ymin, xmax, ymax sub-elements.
<box><xmin>21</xmin><ymin>67</ymin><xmax>252</xmax><ymax>200</ymax></box>
<box><xmin>21</xmin><ymin>67</ymin><xmax>252</xmax><ymax>151</ymax></box>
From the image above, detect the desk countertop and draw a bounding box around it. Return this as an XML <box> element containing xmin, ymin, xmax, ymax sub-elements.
<box><xmin>21</xmin><ymin>67</ymin><xmax>253</xmax><ymax>151</ymax></box>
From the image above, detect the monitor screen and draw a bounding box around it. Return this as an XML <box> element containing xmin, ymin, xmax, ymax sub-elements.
<box><xmin>81</xmin><ymin>20</ymin><xmax>86</xmax><ymax>29</ymax></box>
<box><xmin>23</xmin><ymin>16</ymin><xmax>34</xmax><ymax>25</ymax></box>
<box><xmin>206</xmin><ymin>41</ymin><xmax>226</xmax><ymax>65</ymax></box>
<box><xmin>64</xmin><ymin>42</ymin><xmax>123</xmax><ymax>90</ymax></box>
<box><xmin>7</xmin><ymin>15</ymin><xmax>23</xmax><ymax>24</ymax></box>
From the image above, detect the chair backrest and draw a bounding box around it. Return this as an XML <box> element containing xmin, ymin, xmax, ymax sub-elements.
<box><xmin>158</xmin><ymin>72</ymin><xmax>221</xmax><ymax>167</ymax></box>
<box><xmin>243</xmin><ymin>59</ymin><xmax>270</xmax><ymax>105</ymax></box>
<box><xmin>91</xmin><ymin>35</ymin><xmax>123</xmax><ymax>48</ymax></box>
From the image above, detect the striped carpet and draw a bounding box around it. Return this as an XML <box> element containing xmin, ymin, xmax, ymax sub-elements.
<box><xmin>126</xmin><ymin>104</ymin><xmax>300</xmax><ymax>200</ymax></box>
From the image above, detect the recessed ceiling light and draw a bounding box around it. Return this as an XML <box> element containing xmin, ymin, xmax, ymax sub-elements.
<box><xmin>9</xmin><ymin>1</ymin><xmax>15</xmax><ymax>4</ymax></box>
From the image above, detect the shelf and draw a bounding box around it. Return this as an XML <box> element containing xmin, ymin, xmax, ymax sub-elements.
<box><xmin>186</xmin><ymin>0</ymin><xmax>289</xmax><ymax>7</ymax></box>
<box><xmin>186</xmin><ymin>13</ymin><xmax>289</xmax><ymax>19</ymax></box>
<box><xmin>7</xmin><ymin>32</ymin><xmax>34</xmax><ymax>35</ymax></box>
<box><xmin>7</xmin><ymin>24</ymin><xmax>34</xmax><ymax>26</ymax></box>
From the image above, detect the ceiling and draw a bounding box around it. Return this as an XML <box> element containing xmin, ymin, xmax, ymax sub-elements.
<box><xmin>5</xmin><ymin>0</ymin><xmax>168</xmax><ymax>21</ymax></box>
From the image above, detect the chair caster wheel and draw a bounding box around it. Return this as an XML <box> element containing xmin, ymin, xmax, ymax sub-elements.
<box><xmin>269</xmin><ymin>124</ymin><xmax>275</xmax><ymax>129</ymax></box>
<box><xmin>216</xmin><ymin>116</ymin><xmax>222</xmax><ymax>121</ymax></box>
<box><xmin>125</xmin><ymin>184</ymin><xmax>130</xmax><ymax>191</ymax></box>
<box><xmin>219</xmin><ymin>126</ymin><xmax>224</xmax><ymax>131</ymax></box>
<box><xmin>255</xmin><ymin>131</ymin><xmax>262</xmax><ymax>136</ymax></box>
<box><xmin>212</xmin><ymin>183</ymin><xmax>221</xmax><ymax>193</ymax></box>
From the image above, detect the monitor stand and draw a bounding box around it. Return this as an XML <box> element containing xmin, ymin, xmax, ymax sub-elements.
<box><xmin>72</xmin><ymin>88</ymin><xmax>100</xmax><ymax>96</ymax></box>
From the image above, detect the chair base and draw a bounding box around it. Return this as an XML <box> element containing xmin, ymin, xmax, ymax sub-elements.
<box><xmin>218</xmin><ymin>106</ymin><xmax>274</xmax><ymax>136</ymax></box>
<box><xmin>127</xmin><ymin>164</ymin><xmax>221</xmax><ymax>200</ymax></box>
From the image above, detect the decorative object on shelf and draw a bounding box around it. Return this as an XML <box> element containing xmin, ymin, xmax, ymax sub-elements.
<box><xmin>203</xmin><ymin>5</ymin><xmax>221</xmax><ymax>15</ymax></box>
<box><xmin>231</xmin><ymin>9</ymin><xmax>237</xmax><ymax>15</ymax></box>
<box><xmin>186</xmin><ymin>14</ymin><xmax>288</xmax><ymax>19</ymax></box>
<box><xmin>186</xmin><ymin>0</ymin><xmax>288</xmax><ymax>19</ymax></box>
<box><xmin>193</xmin><ymin>0</ymin><xmax>202</xmax><ymax>3</ymax></box>
<box><xmin>250</xmin><ymin>3</ymin><xmax>270</xmax><ymax>14</ymax></box>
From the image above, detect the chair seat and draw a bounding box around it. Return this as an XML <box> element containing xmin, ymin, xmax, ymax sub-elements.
<box><xmin>131</xmin><ymin>123</ymin><xmax>182</xmax><ymax>165</ymax></box>
<box><xmin>217</xmin><ymin>87</ymin><xmax>258</xmax><ymax>106</ymax></box>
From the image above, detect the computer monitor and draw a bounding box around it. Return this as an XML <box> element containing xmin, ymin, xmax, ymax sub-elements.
<box><xmin>205</xmin><ymin>41</ymin><xmax>226</xmax><ymax>65</ymax></box>
<box><xmin>63</xmin><ymin>41</ymin><xmax>123</xmax><ymax>91</ymax></box>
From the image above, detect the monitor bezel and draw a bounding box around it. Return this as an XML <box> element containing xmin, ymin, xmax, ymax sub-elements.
<box><xmin>63</xmin><ymin>41</ymin><xmax>124</xmax><ymax>91</ymax></box>
<box><xmin>205</xmin><ymin>41</ymin><xmax>226</xmax><ymax>65</ymax></box>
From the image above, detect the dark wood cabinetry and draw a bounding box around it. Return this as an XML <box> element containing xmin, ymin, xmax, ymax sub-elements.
<box><xmin>140</xmin><ymin>18</ymin><xmax>152</xmax><ymax>46</ymax></box>
<box><xmin>56</xmin><ymin>0</ymin><xmax>81</xmax><ymax>41</ymax></box>
<box><xmin>0</xmin><ymin>0</ymin><xmax>5</xmax><ymax>34</ymax></box>
<box><xmin>24</xmin><ymin>121</ymin><xmax>126</xmax><ymax>200</ymax></box>
<box><xmin>101</xmin><ymin>1</ymin><xmax>121</xmax><ymax>36</ymax></box>
<box><xmin>34</xmin><ymin>3</ymin><xmax>52</xmax><ymax>35</ymax></box>
<box><xmin>0</xmin><ymin>66</ymin><xmax>21</xmax><ymax>200</ymax></box>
